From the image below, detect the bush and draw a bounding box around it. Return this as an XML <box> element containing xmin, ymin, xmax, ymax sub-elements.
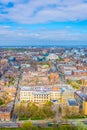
<box><xmin>19</xmin><ymin>118</ymin><xmax>29</xmax><ymax>121</ymax></box>
<box><xmin>31</xmin><ymin>117</ymin><xmax>44</xmax><ymax>120</ymax></box>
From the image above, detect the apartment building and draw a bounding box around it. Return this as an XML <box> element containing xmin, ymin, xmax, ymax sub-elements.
<box><xmin>20</xmin><ymin>86</ymin><xmax>61</xmax><ymax>103</ymax></box>
<box><xmin>20</xmin><ymin>85</ymin><xmax>74</xmax><ymax>104</ymax></box>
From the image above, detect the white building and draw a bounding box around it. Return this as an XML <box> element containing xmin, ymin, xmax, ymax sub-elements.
<box><xmin>46</xmin><ymin>53</ymin><xmax>59</xmax><ymax>61</ymax></box>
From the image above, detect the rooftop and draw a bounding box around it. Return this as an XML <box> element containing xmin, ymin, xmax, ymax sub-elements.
<box><xmin>68</xmin><ymin>99</ymin><xmax>78</xmax><ymax>106</ymax></box>
<box><xmin>75</xmin><ymin>91</ymin><xmax>87</xmax><ymax>101</ymax></box>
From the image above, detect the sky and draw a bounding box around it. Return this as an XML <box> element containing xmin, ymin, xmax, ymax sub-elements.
<box><xmin>0</xmin><ymin>0</ymin><xmax>87</xmax><ymax>46</ymax></box>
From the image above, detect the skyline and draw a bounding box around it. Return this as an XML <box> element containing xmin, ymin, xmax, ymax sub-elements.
<box><xmin>0</xmin><ymin>0</ymin><xmax>87</xmax><ymax>46</ymax></box>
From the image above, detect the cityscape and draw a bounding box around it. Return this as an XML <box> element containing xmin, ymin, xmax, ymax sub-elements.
<box><xmin>0</xmin><ymin>0</ymin><xmax>87</xmax><ymax>130</ymax></box>
<box><xmin>0</xmin><ymin>47</ymin><xmax>87</xmax><ymax>129</ymax></box>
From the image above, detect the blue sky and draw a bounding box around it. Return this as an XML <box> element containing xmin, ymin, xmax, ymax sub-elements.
<box><xmin>0</xmin><ymin>0</ymin><xmax>87</xmax><ymax>46</ymax></box>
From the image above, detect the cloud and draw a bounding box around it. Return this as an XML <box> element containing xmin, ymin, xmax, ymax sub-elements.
<box><xmin>0</xmin><ymin>0</ymin><xmax>87</xmax><ymax>24</ymax></box>
<box><xmin>0</xmin><ymin>25</ymin><xmax>87</xmax><ymax>46</ymax></box>
<box><xmin>0</xmin><ymin>0</ymin><xmax>87</xmax><ymax>46</ymax></box>
<box><xmin>0</xmin><ymin>26</ymin><xmax>87</xmax><ymax>42</ymax></box>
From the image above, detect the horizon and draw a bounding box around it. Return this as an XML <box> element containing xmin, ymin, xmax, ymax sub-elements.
<box><xmin>0</xmin><ymin>44</ymin><xmax>87</xmax><ymax>48</ymax></box>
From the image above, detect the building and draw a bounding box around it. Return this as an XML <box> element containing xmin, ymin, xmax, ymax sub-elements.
<box><xmin>0</xmin><ymin>102</ymin><xmax>13</xmax><ymax>121</ymax></box>
<box><xmin>46</xmin><ymin>54</ymin><xmax>59</xmax><ymax>61</ymax></box>
<box><xmin>60</xmin><ymin>86</ymin><xmax>75</xmax><ymax>104</ymax></box>
<box><xmin>72</xmin><ymin>70</ymin><xmax>87</xmax><ymax>76</ymax></box>
<box><xmin>33</xmin><ymin>91</ymin><xmax>50</xmax><ymax>103</ymax></box>
<box><xmin>63</xmin><ymin>66</ymin><xmax>77</xmax><ymax>76</ymax></box>
<box><xmin>62</xmin><ymin>98</ymin><xmax>79</xmax><ymax>116</ymax></box>
<box><xmin>0</xmin><ymin>109</ymin><xmax>11</xmax><ymax>121</ymax></box>
<box><xmin>74</xmin><ymin>91</ymin><xmax>87</xmax><ymax>115</ymax></box>
<box><xmin>67</xmin><ymin>99</ymin><xmax>79</xmax><ymax>114</ymax></box>
<box><xmin>81</xmin><ymin>78</ymin><xmax>87</xmax><ymax>86</ymax></box>
<box><xmin>50</xmin><ymin>88</ymin><xmax>60</xmax><ymax>101</ymax></box>
<box><xmin>20</xmin><ymin>86</ymin><xmax>61</xmax><ymax>103</ymax></box>
<box><xmin>19</xmin><ymin>85</ymin><xmax>75</xmax><ymax>104</ymax></box>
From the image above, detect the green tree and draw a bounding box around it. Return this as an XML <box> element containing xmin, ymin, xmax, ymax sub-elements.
<box><xmin>22</xmin><ymin>122</ymin><xmax>33</xmax><ymax>130</ymax></box>
<box><xmin>0</xmin><ymin>99</ymin><xmax>4</xmax><ymax>105</ymax></box>
<box><xmin>58</xmin><ymin>105</ymin><xmax>62</xmax><ymax>115</ymax></box>
<box><xmin>45</xmin><ymin>101</ymin><xmax>53</xmax><ymax>106</ymax></box>
<box><xmin>77</xmin><ymin>122</ymin><xmax>87</xmax><ymax>130</ymax></box>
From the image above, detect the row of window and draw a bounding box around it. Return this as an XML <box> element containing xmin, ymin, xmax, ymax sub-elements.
<box><xmin>34</xmin><ymin>97</ymin><xmax>49</xmax><ymax>99</ymax></box>
<box><xmin>20</xmin><ymin>99</ymin><xmax>49</xmax><ymax>102</ymax></box>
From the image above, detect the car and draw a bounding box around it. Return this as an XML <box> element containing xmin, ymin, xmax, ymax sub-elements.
<box><xmin>17</xmin><ymin>123</ymin><xmax>23</xmax><ymax>128</ymax></box>
<box><xmin>71</xmin><ymin>121</ymin><xmax>77</xmax><ymax>126</ymax></box>
<box><xmin>48</xmin><ymin>122</ymin><xmax>58</xmax><ymax>127</ymax></box>
<box><xmin>82</xmin><ymin>121</ymin><xmax>87</xmax><ymax>125</ymax></box>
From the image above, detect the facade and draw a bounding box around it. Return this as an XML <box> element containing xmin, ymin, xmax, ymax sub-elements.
<box><xmin>81</xmin><ymin>78</ymin><xmax>87</xmax><ymax>86</ymax></box>
<box><xmin>0</xmin><ymin>102</ymin><xmax>13</xmax><ymax>121</ymax></box>
<box><xmin>20</xmin><ymin>86</ymin><xmax>61</xmax><ymax>103</ymax></box>
<box><xmin>33</xmin><ymin>91</ymin><xmax>50</xmax><ymax>102</ymax></box>
<box><xmin>50</xmin><ymin>90</ymin><xmax>60</xmax><ymax>101</ymax></box>
<box><xmin>67</xmin><ymin>99</ymin><xmax>79</xmax><ymax>114</ymax></box>
<box><xmin>62</xmin><ymin>99</ymin><xmax>79</xmax><ymax>116</ymax></box>
<box><xmin>0</xmin><ymin>110</ymin><xmax>11</xmax><ymax>121</ymax></box>
<box><xmin>20</xmin><ymin>87</ymin><xmax>33</xmax><ymax>102</ymax></box>
<box><xmin>20</xmin><ymin>85</ymin><xmax>74</xmax><ymax>103</ymax></box>
<box><xmin>62</xmin><ymin>90</ymin><xmax>74</xmax><ymax>104</ymax></box>
<box><xmin>83</xmin><ymin>101</ymin><xmax>87</xmax><ymax>115</ymax></box>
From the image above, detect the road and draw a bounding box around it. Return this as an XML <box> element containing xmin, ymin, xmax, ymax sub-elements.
<box><xmin>0</xmin><ymin>118</ymin><xmax>87</xmax><ymax>128</ymax></box>
<box><xmin>53</xmin><ymin>62</ymin><xmax>65</xmax><ymax>123</ymax></box>
<box><xmin>0</xmin><ymin>122</ymin><xmax>18</xmax><ymax>128</ymax></box>
<box><xmin>0</xmin><ymin>119</ymin><xmax>54</xmax><ymax>128</ymax></box>
<box><xmin>52</xmin><ymin>102</ymin><xmax>60</xmax><ymax>123</ymax></box>
<box><xmin>12</xmin><ymin>69</ymin><xmax>22</xmax><ymax>122</ymax></box>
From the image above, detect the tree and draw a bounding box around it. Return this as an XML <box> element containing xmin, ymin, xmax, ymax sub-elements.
<box><xmin>0</xmin><ymin>99</ymin><xmax>4</xmax><ymax>105</ymax></box>
<box><xmin>15</xmin><ymin>102</ymin><xmax>55</xmax><ymax>120</ymax></box>
<box><xmin>76</xmin><ymin>80</ymin><xmax>82</xmax><ymax>85</ymax></box>
<box><xmin>77</xmin><ymin>122</ymin><xmax>87</xmax><ymax>130</ymax></box>
<box><xmin>17</xmin><ymin>103</ymin><xmax>27</xmax><ymax>118</ymax></box>
<box><xmin>58</xmin><ymin>105</ymin><xmax>62</xmax><ymax>115</ymax></box>
<box><xmin>22</xmin><ymin>122</ymin><xmax>33</xmax><ymax>130</ymax></box>
<box><xmin>45</xmin><ymin>101</ymin><xmax>53</xmax><ymax>106</ymax></box>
